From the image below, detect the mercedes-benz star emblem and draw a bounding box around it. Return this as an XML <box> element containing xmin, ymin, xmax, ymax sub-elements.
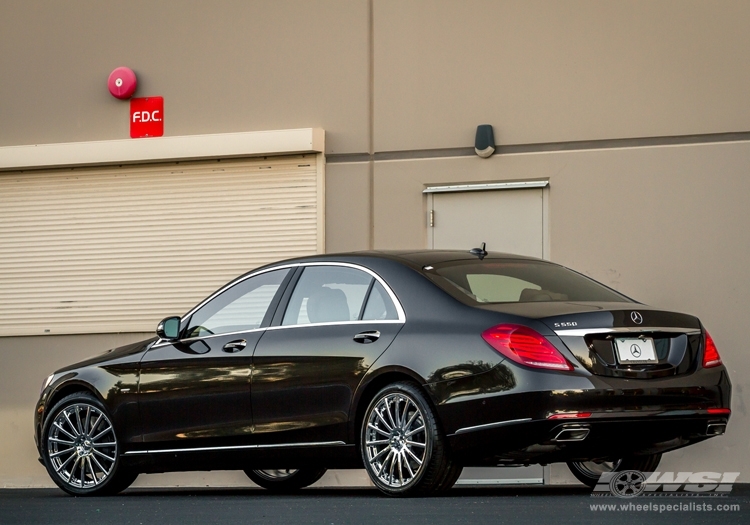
<box><xmin>630</xmin><ymin>344</ymin><xmax>642</xmax><ymax>358</ymax></box>
<box><xmin>631</xmin><ymin>311</ymin><xmax>643</xmax><ymax>324</ymax></box>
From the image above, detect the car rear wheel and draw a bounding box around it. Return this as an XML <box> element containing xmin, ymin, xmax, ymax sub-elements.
<box><xmin>361</xmin><ymin>382</ymin><xmax>453</xmax><ymax>497</ymax></box>
<box><xmin>567</xmin><ymin>453</ymin><xmax>662</xmax><ymax>488</ymax></box>
<box><xmin>244</xmin><ymin>468</ymin><xmax>326</xmax><ymax>491</ymax></box>
<box><xmin>41</xmin><ymin>392</ymin><xmax>138</xmax><ymax>496</ymax></box>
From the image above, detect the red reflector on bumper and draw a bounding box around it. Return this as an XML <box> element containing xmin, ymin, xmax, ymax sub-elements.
<box><xmin>707</xmin><ymin>408</ymin><xmax>731</xmax><ymax>415</ymax></box>
<box><xmin>547</xmin><ymin>412</ymin><xmax>592</xmax><ymax>420</ymax></box>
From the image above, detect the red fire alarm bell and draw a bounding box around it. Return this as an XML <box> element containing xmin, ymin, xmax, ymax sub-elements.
<box><xmin>130</xmin><ymin>97</ymin><xmax>164</xmax><ymax>138</ymax></box>
<box><xmin>108</xmin><ymin>67</ymin><xmax>137</xmax><ymax>99</ymax></box>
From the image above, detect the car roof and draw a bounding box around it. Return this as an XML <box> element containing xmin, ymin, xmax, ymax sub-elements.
<box><xmin>362</xmin><ymin>250</ymin><xmax>544</xmax><ymax>266</ymax></box>
<box><xmin>267</xmin><ymin>249</ymin><xmax>547</xmax><ymax>271</ymax></box>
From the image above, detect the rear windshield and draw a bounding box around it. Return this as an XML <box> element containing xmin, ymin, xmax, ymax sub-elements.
<box><xmin>426</xmin><ymin>259</ymin><xmax>631</xmax><ymax>304</ymax></box>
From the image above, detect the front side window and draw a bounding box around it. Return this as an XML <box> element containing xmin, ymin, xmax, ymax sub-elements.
<box><xmin>282</xmin><ymin>265</ymin><xmax>399</xmax><ymax>326</ymax></box>
<box><xmin>184</xmin><ymin>268</ymin><xmax>289</xmax><ymax>338</ymax></box>
<box><xmin>427</xmin><ymin>260</ymin><xmax>630</xmax><ymax>304</ymax></box>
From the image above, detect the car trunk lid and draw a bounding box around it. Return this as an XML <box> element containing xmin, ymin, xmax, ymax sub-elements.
<box><xmin>477</xmin><ymin>302</ymin><xmax>703</xmax><ymax>378</ymax></box>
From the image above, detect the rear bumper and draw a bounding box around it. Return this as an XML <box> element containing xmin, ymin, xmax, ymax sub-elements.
<box><xmin>428</xmin><ymin>364</ymin><xmax>731</xmax><ymax>466</ymax></box>
<box><xmin>446</xmin><ymin>411</ymin><xmax>728</xmax><ymax>466</ymax></box>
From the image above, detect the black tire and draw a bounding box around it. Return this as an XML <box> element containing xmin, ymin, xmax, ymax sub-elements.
<box><xmin>41</xmin><ymin>392</ymin><xmax>138</xmax><ymax>496</ymax></box>
<box><xmin>244</xmin><ymin>468</ymin><xmax>327</xmax><ymax>492</ymax></box>
<box><xmin>435</xmin><ymin>462</ymin><xmax>463</xmax><ymax>492</ymax></box>
<box><xmin>360</xmin><ymin>382</ymin><xmax>451</xmax><ymax>497</ymax></box>
<box><xmin>567</xmin><ymin>453</ymin><xmax>662</xmax><ymax>489</ymax></box>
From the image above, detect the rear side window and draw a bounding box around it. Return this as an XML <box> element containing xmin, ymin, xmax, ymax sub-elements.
<box><xmin>283</xmin><ymin>266</ymin><xmax>372</xmax><ymax>325</ymax></box>
<box><xmin>428</xmin><ymin>260</ymin><xmax>630</xmax><ymax>304</ymax></box>
<box><xmin>362</xmin><ymin>281</ymin><xmax>399</xmax><ymax>321</ymax></box>
<box><xmin>282</xmin><ymin>265</ymin><xmax>400</xmax><ymax>325</ymax></box>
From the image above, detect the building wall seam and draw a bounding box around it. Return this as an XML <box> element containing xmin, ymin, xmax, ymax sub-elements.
<box><xmin>326</xmin><ymin>131</ymin><xmax>750</xmax><ymax>164</ymax></box>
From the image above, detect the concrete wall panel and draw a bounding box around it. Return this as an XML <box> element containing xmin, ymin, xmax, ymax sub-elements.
<box><xmin>374</xmin><ymin>0</ymin><xmax>750</xmax><ymax>151</ymax></box>
<box><xmin>0</xmin><ymin>0</ymin><xmax>369</xmax><ymax>154</ymax></box>
<box><xmin>325</xmin><ymin>162</ymin><xmax>372</xmax><ymax>253</ymax></box>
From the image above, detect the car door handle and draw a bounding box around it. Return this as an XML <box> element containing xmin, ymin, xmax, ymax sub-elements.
<box><xmin>353</xmin><ymin>330</ymin><xmax>380</xmax><ymax>344</ymax></box>
<box><xmin>222</xmin><ymin>339</ymin><xmax>247</xmax><ymax>353</ymax></box>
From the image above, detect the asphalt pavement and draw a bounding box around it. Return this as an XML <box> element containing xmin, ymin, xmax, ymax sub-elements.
<box><xmin>1</xmin><ymin>485</ymin><xmax>749</xmax><ymax>525</ymax></box>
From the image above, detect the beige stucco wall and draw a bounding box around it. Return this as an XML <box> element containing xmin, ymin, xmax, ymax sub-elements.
<box><xmin>325</xmin><ymin>162</ymin><xmax>371</xmax><ymax>253</ymax></box>
<box><xmin>374</xmin><ymin>0</ymin><xmax>750</xmax><ymax>151</ymax></box>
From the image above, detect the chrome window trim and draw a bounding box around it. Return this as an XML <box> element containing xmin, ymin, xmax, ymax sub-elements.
<box><xmin>267</xmin><ymin>319</ymin><xmax>402</xmax><ymax>331</ymax></box>
<box><xmin>554</xmin><ymin>327</ymin><xmax>702</xmax><ymax>337</ymax></box>
<box><xmin>452</xmin><ymin>418</ymin><xmax>532</xmax><ymax>436</ymax></box>
<box><xmin>122</xmin><ymin>440</ymin><xmax>347</xmax><ymax>456</ymax></box>
<box><xmin>152</xmin><ymin>320</ymin><xmax>404</xmax><ymax>349</ymax></box>
<box><xmin>151</xmin><ymin>327</ymin><xmax>269</xmax><ymax>349</ymax></box>
<box><xmin>173</xmin><ymin>327</ymin><xmax>267</xmax><ymax>344</ymax></box>
<box><xmin>151</xmin><ymin>261</ymin><xmax>406</xmax><ymax>347</ymax></box>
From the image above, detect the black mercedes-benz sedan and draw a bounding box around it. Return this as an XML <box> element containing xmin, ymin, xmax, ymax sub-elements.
<box><xmin>34</xmin><ymin>249</ymin><xmax>731</xmax><ymax>496</ymax></box>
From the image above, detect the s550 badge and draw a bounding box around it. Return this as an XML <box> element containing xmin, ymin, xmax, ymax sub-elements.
<box><xmin>553</xmin><ymin>322</ymin><xmax>578</xmax><ymax>328</ymax></box>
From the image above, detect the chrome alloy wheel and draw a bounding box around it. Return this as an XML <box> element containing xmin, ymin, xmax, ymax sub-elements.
<box><xmin>46</xmin><ymin>403</ymin><xmax>117</xmax><ymax>489</ymax></box>
<box><xmin>364</xmin><ymin>392</ymin><xmax>428</xmax><ymax>488</ymax></box>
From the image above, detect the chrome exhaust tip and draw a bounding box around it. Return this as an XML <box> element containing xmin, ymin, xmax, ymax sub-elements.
<box><xmin>706</xmin><ymin>422</ymin><xmax>727</xmax><ymax>436</ymax></box>
<box><xmin>552</xmin><ymin>427</ymin><xmax>590</xmax><ymax>442</ymax></box>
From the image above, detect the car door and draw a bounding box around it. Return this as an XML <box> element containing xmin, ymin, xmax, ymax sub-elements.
<box><xmin>251</xmin><ymin>263</ymin><xmax>405</xmax><ymax>444</ymax></box>
<box><xmin>137</xmin><ymin>267</ymin><xmax>292</xmax><ymax>449</ymax></box>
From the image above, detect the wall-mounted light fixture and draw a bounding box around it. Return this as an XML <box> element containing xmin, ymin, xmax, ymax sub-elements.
<box><xmin>474</xmin><ymin>124</ymin><xmax>495</xmax><ymax>158</ymax></box>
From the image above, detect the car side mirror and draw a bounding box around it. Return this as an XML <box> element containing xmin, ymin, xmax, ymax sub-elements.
<box><xmin>156</xmin><ymin>316</ymin><xmax>181</xmax><ymax>340</ymax></box>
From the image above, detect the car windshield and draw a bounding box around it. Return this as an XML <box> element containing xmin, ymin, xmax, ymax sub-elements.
<box><xmin>427</xmin><ymin>259</ymin><xmax>631</xmax><ymax>304</ymax></box>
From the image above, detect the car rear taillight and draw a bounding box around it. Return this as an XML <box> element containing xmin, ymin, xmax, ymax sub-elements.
<box><xmin>482</xmin><ymin>324</ymin><xmax>573</xmax><ymax>371</ymax></box>
<box><xmin>702</xmin><ymin>331</ymin><xmax>722</xmax><ymax>368</ymax></box>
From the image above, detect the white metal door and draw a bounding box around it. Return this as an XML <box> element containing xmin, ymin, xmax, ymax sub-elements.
<box><xmin>428</xmin><ymin>187</ymin><xmax>546</xmax><ymax>258</ymax></box>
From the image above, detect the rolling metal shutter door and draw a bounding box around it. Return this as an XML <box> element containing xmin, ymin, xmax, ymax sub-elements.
<box><xmin>0</xmin><ymin>155</ymin><xmax>322</xmax><ymax>336</ymax></box>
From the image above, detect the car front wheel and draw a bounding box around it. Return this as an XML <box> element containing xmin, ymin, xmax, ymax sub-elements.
<box><xmin>567</xmin><ymin>453</ymin><xmax>662</xmax><ymax>488</ymax></box>
<box><xmin>361</xmin><ymin>382</ymin><xmax>454</xmax><ymax>496</ymax></box>
<box><xmin>41</xmin><ymin>392</ymin><xmax>138</xmax><ymax>496</ymax></box>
